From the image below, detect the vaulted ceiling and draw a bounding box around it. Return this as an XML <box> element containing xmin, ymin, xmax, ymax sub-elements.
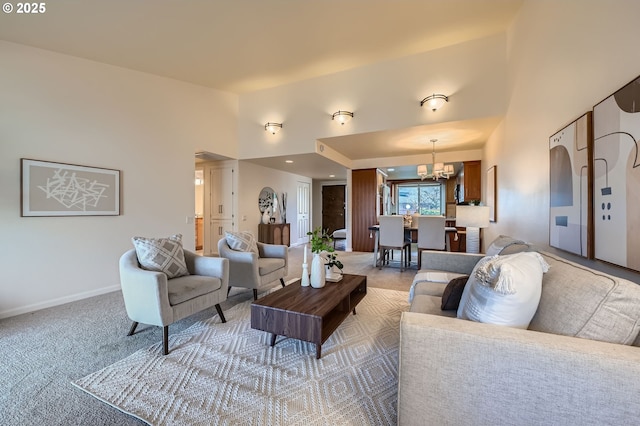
<box><xmin>0</xmin><ymin>0</ymin><xmax>523</xmax><ymax>179</ymax></box>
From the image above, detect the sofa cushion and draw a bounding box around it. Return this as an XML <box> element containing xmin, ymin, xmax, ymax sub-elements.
<box><xmin>409</xmin><ymin>271</ymin><xmax>467</xmax><ymax>302</ymax></box>
<box><xmin>486</xmin><ymin>235</ymin><xmax>534</xmax><ymax>256</ymax></box>
<box><xmin>258</xmin><ymin>257</ymin><xmax>285</xmax><ymax>276</ymax></box>
<box><xmin>132</xmin><ymin>234</ymin><xmax>189</xmax><ymax>279</ymax></box>
<box><xmin>457</xmin><ymin>252</ymin><xmax>549</xmax><ymax>329</ymax></box>
<box><xmin>167</xmin><ymin>275</ymin><xmax>222</xmax><ymax>305</ymax></box>
<box><xmin>225</xmin><ymin>231</ymin><xmax>259</xmax><ymax>254</ymax></box>
<box><xmin>486</xmin><ymin>235</ymin><xmax>523</xmax><ymax>255</ymax></box>
<box><xmin>529</xmin><ymin>252</ymin><xmax>640</xmax><ymax>345</ymax></box>
<box><xmin>441</xmin><ymin>276</ymin><xmax>469</xmax><ymax>310</ymax></box>
<box><xmin>410</xmin><ymin>294</ymin><xmax>456</xmax><ymax>318</ymax></box>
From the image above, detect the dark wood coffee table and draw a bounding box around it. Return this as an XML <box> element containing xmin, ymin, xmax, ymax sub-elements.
<box><xmin>250</xmin><ymin>274</ymin><xmax>367</xmax><ymax>359</ymax></box>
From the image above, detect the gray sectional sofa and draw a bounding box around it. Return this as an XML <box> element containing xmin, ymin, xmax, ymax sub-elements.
<box><xmin>398</xmin><ymin>236</ymin><xmax>640</xmax><ymax>426</ymax></box>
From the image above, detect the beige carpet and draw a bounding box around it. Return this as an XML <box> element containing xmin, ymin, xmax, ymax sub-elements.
<box><xmin>72</xmin><ymin>286</ymin><xmax>410</xmax><ymax>425</ymax></box>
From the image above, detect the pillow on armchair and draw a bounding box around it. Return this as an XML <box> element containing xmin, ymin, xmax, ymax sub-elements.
<box><xmin>225</xmin><ymin>231</ymin><xmax>259</xmax><ymax>255</ymax></box>
<box><xmin>131</xmin><ymin>234</ymin><xmax>189</xmax><ymax>279</ymax></box>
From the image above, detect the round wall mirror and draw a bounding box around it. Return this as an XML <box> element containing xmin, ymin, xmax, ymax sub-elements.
<box><xmin>258</xmin><ymin>187</ymin><xmax>275</xmax><ymax>213</ymax></box>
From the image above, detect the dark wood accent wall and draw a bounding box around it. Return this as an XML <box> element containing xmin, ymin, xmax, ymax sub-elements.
<box><xmin>352</xmin><ymin>168</ymin><xmax>377</xmax><ymax>252</ymax></box>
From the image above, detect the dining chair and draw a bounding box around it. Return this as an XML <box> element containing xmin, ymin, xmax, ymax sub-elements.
<box><xmin>378</xmin><ymin>215</ymin><xmax>411</xmax><ymax>271</ymax></box>
<box><xmin>417</xmin><ymin>215</ymin><xmax>446</xmax><ymax>269</ymax></box>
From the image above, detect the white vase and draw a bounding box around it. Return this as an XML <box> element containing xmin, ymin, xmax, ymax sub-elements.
<box><xmin>262</xmin><ymin>210</ymin><xmax>271</xmax><ymax>224</ymax></box>
<box><xmin>310</xmin><ymin>253</ymin><xmax>326</xmax><ymax>288</ymax></box>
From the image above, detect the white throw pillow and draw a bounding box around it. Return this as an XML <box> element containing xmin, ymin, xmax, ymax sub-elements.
<box><xmin>457</xmin><ymin>252</ymin><xmax>549</xmax><ymax>329</ymax></box>
<box><xmin>131</xmin><ymin>234</ymin><xmax>189</xmax><ymax>279</ymax></box>
<box><xmin>225</xmin><ymin>231</ymin><xmax>259</xmax><ymax>254</ymax></box>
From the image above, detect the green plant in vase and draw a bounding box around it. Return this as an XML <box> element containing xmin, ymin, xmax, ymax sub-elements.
<box><xmin>307</xmin><ymin>227</ymin><xmax>343</xmax><ymax>281</ymax></box>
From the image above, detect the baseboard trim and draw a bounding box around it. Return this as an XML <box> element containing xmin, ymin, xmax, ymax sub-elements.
<box><xmin>0</xmin><ymin>284</ymin><xmax>121</xmax><ymax>319</ymax></box>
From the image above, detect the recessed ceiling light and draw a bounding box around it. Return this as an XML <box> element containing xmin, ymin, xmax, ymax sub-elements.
<box><xmin>285</xmin><ymin>160</ymin><xmax>293</xmax><ymax>163</ymax></box>
<box><xmin>387</xmin><ymin>168</ymin><xmax>395</xmax><ymax>172</ymax></box>
<box><xmin>329</xmin><ymin>174</ymin><xmax>335</xmax><ymax>178</ymax></box>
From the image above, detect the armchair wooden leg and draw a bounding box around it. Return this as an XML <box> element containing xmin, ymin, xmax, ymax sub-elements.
<box><xmin>253</xmin><ymin>289</ymin><xmax>258</xmax><ymax>300</ymax></box>
<box><xmin>127</xmin><ymin>321</ymin><xmax>139</xmax><ymax>336</ymax></box>
<box><xmin>280</xmin><ymin>278</ymin><xmax>285</xmax><ymax>287</ymax></box>
<box><xmin>162</xmin><ymin>325</ymin><xmax>169</xmax><ymax>355</ymax></box>
<box><xmin>215</xmin><ymin>303</ymin><xmax>226</xmax><ymax>323</ymax></box>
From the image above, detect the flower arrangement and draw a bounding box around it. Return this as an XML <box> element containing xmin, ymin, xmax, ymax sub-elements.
<box><xmin>307</xmin><ymin>227</ymin><xmax>343</xmax><ymax>271</ymax></box>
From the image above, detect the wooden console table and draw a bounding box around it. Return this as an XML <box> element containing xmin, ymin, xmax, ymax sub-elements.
<box><xmin>258</xmin><ymin>223</ymin><xmax>290</xmax><ymax>246</ymax></box>
<box><xmin>250</xmin><ymin>274</ymin><xmax>367</xmax><ymax>358</ymax></box>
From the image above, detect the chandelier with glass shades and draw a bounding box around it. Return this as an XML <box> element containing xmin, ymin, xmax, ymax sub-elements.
<box><xmin>417</xmin><ymin>139</ymin><xmax>454</xmax><ymax>180</ymax></box>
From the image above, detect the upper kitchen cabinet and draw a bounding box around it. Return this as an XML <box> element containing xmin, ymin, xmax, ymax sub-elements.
<box><xmin>458</xmin><ymin>161</ymin><xmax>481</xmax><ymax>203</ymax></box>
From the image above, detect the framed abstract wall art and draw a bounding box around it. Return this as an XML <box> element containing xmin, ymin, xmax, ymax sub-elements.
<box><xmin>549</xmin><ymin>112</ymin><xmax>593</xmax><ymax>258</ymax></box>
<box><xmin>21</xmin><ymin>159</ymin><xmax>121</xmax><ymax>216</ymax></box>
<box><xmin>593</xmin><ymin>76</ymin><xmax>640</xmax><ymax>271</ymax></box>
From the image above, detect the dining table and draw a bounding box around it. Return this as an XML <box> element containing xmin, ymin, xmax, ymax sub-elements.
<box><xmin>368</xmin><ymin>224</ymin><xmax>458</xmax><ymax>268</ymax></box>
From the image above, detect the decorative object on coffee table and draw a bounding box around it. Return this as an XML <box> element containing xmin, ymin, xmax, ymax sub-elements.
<box><xmin>325</xmin><ymin>251</ymin><xmax>344</xmax><ymax>282</ymax></box>
<box><xmin>301</xmin><ymin>244</ymin><xmax>310</xmax><ymax>287</ymax></box>
<box><xmin>310</xmin><ymin>253</ymin><xmax>325</xmax><ymax>288</ymax></box>
<box><xmin>307</xmin><ymin>227</ymin><xmax>342</xmax><ymax>288</ymax></box>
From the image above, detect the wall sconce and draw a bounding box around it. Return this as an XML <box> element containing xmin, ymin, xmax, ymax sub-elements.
<box><xmin>455</xmin><ymin>205</ymin><xmax>490</xmax><ymax>254</ymax></box>
<box><xmin>264</xmin><ymin>122</ymin><xmax>282</xmax><ymax>134</ymax></box>
<box><xmin>420</xmin><ymin>94</ymin><xmax>449</xmax><ymax>111</ymax></box>
<box><xmin>332</xmin><ymin>110</ymin><xmax>354</xmax><ymax>125</ymax></box>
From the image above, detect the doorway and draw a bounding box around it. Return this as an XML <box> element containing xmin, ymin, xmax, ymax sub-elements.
<box><xmin>194</xmin><ymin>168</ymin><xmax>204</xmax><ymax>252</ymax></box>
<box><xmin>322</xmin><ymin>184</ymin><xmax>346</xmax><ymax>234</ymax></box>
<box><xmin>296</xmin><ymin>181</ymin><xmax>311</xmax><ymax>245</ymax></box>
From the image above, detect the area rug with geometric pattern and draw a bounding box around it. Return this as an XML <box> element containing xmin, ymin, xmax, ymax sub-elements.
<box><xmin>72</xmin><ymin>287</ymin><xmax>409</xmax><ymax>425</ymax></box>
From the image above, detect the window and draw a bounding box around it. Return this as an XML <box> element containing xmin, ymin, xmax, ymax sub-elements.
<box><xmin>397</xmin><ymin>182</ymin><xmax>443</xmax><ymax>215</ymax></box>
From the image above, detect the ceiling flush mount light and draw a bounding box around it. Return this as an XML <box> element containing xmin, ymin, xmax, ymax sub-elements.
<box><xmin>417</xmin><ymin>139</ymin><xmax>454</xmax><ymax>180</ymax></box>
<box><xmin>332</xmin><ymin>110</ymin><xmax>354</xmax><ymax>125</ymax></box>
<box><xmin>264</xmin><ymin>122</ymin><xmax>282</xmax><ymax>134</ymax></box>
<box><xmin>420</xmin><ymin>93</ymin><xmax>449</xmax><ymax>111</ymax></box>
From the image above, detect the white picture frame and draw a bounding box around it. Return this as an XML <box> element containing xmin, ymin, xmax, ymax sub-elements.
<box><xmin>21</xmin><ymin>158</ymin><xmax>121</xmax><ymax>216</ymax></box>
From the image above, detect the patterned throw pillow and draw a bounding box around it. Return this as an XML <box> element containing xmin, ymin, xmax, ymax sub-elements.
<box><xmin>225</xmin><ymin>231</ymin><xmax>259</xmax><ymax>254</ymax></box>
<box><xmin>132</xmin><ymin>234</ymin><xmax>190</xmax><ymax>279</ymax></box>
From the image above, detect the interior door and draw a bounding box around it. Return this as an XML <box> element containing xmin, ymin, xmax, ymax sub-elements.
<box><xmin>322</xmin><ymin>184</ymin><xmax>345</xmax><ymax>234</ymax></box>
<box><xmin>296</xmin><ymin>181</ymin><xmax>310</xmax><ymax>245</ymax></box>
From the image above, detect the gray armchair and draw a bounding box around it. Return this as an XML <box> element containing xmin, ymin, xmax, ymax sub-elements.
<box><xmin>218</xmin><ymin>238</ymin><xmax>288</xmax><ymax>300</ymax></box>
<box><xmin>119</xmin><ymin>249</ymin><xmax>229</xmax><ymax>355</ymax></box>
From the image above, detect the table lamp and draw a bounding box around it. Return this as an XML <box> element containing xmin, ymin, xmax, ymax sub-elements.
<box><xmin>455</xmin><ymin>205</ymin><xmax>490</xmax><ymax>254</ymax></box>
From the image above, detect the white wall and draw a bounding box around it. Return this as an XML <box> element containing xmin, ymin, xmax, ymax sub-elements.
<box><xmin>236</xmin><ymin>161</ymin><xmax>312</xmax><ymax>245</ymax></box>
<box><xmin>0</xmin><ymin>41</ymin><xmax>238</xmax><ymax>318</ymax></box>
<box><xmin>484</xmin><ymin>0</ymin><xmax>640</xmax><ymax>252</ymax></box>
